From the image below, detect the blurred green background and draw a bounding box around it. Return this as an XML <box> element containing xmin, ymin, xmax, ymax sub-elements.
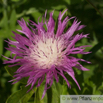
<box><xmin>0</xmin><ymin>0</ymin><xmax>103</xmax><ymax>103</ymax></box>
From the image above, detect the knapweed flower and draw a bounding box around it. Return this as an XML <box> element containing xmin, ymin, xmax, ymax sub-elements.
<box><xmin>4</xmin><ymin>10</ymin><xmax>90</xmax><ymax>98</ymax></box>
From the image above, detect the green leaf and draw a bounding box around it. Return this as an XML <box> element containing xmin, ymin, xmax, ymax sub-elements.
<box><xmin>51</xmin><ymin>5</ymin><xmax>66</xmax><ymax>10</ymax></box>
<box><xmin>34</xmin><ymin>82</ymin><xmax>47</xmax><ymax>103</ymax></box>
<box><xmin>54</xmin><ymin>80</ymin><xmax>63</xmax><ymax>96</ymax></box>
<box><xmin>64</xmin><ymin>0</ymin><xmax>70</xmax><ymax>5</ymax></box>
<box><xmin>5</xmin><ymin>66</ymin><xmax>28</xmax><ymax>84</ymax></box>
<box><xmin>62</xmin><ymin>83</ymin><xmax>68</xmax><ymax>95</ymax></box>
<box><xmin>34</xmin><ymin>80</ymin><xmax>61</xmax><ymax>103</ymax></box>
<box><xmin>3</xmin><ymin>51</ymin><xmax>11</xmax><ymax>60</ymax></box>
<box><xmin>83</xmin><ymin>65</ymin><xmax>96</xmax><ymax>80</ymax></box>
<box><xmin>16</xmin><ymin>10</ymin><xmax>27</xmax><ymax>18</ymax></box>
<box><xmin>26</xmin><ymin>8</ymin><xmax>38</xmax><ymax>15</ymax></box>
<box><xmin>84</xmin><ymin>39</ymin><xmax>103</xmax><ymax>60</ymax></box>
<box><xmin>5</xmin><ymin>66</ymin><xmax>18</xmax><ymax>77</ymax></box>
<box><xmin>10</xmin><ymin>9</ymin><xmax>17</xmax><ymax>29</ymax></box>
<box><xmin>11</xmin><ymin>82</ymin><xmax>20</xmax><ymax>93</ymax></box>
<box><xmin>11</xmin><ymin>0</ymin><xmax>20</xmax><ymax>2</ymax></box>
<box><xmin>20</xmin><ymin>87</ymin><xmax>36</xmax><ymax>103</ymax></box>
<box><xmin>31</xmin><ymin>11</ymin><xmax>43</xmax><ymax>23</ymax></box>
<box><xmin>0</xmin><ymin>10</ymin><xmax>8</xmax><ymax>29</ymax></box>
<box><xmin>98</xmin><ymin>82</ymin><xmax>103</xmax><ymax>95</ymax></box>
<box><xmin>51</xmin><ymin>82</ymin><xmax>60</xmax><ymax>103</ymax></box>
<box><xmin>0</xmin><ymin>38</ymin><xmax>3</xmax><ymax>58</ymax></box>
<box><xmin>53</xmin><ymin>76</ymin><xmax>69</xmax><ymax>96</ymax></box>
<box><xmin>6</xmin><ymin>86</ymin><xmax>36</xmax><ymax>103</ymax></box>
<box><xmin>0</xmin><ymin>30</ymin><xmax>8</xmax><ymax>38</ymax></box>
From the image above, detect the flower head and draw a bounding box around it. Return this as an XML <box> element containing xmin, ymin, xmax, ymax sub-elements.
<box><xmin>4</xmin><ymin>10</ymin><xmax>90</xmax><ymax>98</ymax></box>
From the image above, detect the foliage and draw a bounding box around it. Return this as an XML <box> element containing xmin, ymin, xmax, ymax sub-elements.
<box><xmin>0</xmin><ymin>0</ymin><xmax>103</xmax><ymax>103</ymax></box>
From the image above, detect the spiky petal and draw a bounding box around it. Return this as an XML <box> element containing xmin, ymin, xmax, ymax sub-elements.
<box><xmin>4</xmin><ymin>10</ymin><xmax>90</xmax><ymax>99</ymax></box>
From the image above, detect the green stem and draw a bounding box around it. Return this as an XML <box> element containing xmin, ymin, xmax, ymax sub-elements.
<box><xmin>86</xmin><ymin>0</ymin><xmax>103</xmax><ymax>18</ymax></box>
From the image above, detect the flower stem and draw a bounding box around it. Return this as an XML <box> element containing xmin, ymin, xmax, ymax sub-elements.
<box><xmin>86</xmin><ymin>0</ymin><xmax>103</xmax><ymax>18</ymax></box>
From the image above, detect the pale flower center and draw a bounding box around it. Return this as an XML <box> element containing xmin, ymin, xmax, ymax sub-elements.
<box><xmin>30</xmin><ymin>37</ymin><xmax>64</xmax><ymax>69</ymax></box>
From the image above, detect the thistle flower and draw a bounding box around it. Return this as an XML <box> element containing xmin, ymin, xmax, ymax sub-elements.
<box><xmin>4</xmin><ymin>10</ymin><xmax>90</xmax><ymax>98</ymax></box>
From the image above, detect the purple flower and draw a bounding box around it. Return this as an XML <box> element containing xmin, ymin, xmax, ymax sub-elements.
<box><xmin>4</xmin><ymin>10</ymin><xmax>90</xmax><ymax>98</ymax></box>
